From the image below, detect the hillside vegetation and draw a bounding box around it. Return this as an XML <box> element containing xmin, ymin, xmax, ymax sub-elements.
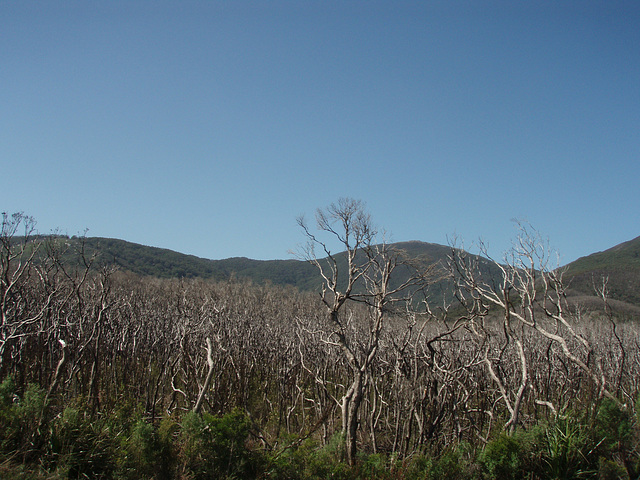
<box><xmin>563</xmin><ymin>235</ymin><xmax>640</xmax><ymax>310</ymax></box>
<box><xmin>52</xmin><ymin>235</ymin><xmax>640</xmax><ymax>313</ymax></box>
<box><xmin>60</xmin><ymin>236</ymin><xmax>320</xmax><ymax>287</ymax></box>
<box><xmin>49</xmin><ymin>237</ymin><xmax>461</xmax><ymax>295</ymax></box>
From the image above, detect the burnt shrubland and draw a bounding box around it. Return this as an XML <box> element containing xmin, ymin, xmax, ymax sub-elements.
<box><xmin>2</xmin><ymin>210</ymin><xmax>640</xmax><ymax>478</ymax></box>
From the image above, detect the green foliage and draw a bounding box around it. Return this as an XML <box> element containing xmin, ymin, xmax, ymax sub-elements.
<box><xmin>48</xmin><ymin>403</ymin><xmax>118</xmax><ymax>479</ymax></box>
<box><xmin>0</xmin><ymin>394</ymin><xmax>637</xmax><ymax>479</ymax></box>
<box><xmin>357</xmin><ymin>452</ymin><xmax>395</xmax><ymax>479</ymax></box>
<box><xmin>406</xmin><ymin>448</ymin><xmax>466</xmax><ymax>480</ymax></box>
<box><xmin>0</xmin><ymin>378</ymin><xmax>47</xmax><ymax>460</ymax></box>
<box><xmin>53</xmin><ymin>236</ymin><xmax>477</xmax><ymax>299</ymax></box>
<box><xmin>263</xmin><ymin>436</ymin><xmax>316</xmax><ymax>480</ymax></box>
<box><xmin>542</xmin><ymin>413</ymin><xmax>595</xmax><ymax>479</ymax></box>
<box><xmin>593</xmin><ymin>399</ymin><xmax>637</xmax><ymax>480</ymax></box>
<box><xmin>0</xmin><ymin>374</ymin><xmax>16</xmax><ymax>404</ymax></box>
<box><xmin>264</xmin><ymin>433</ymin><xmax>358</xmax><ymax>480</ymax></box>
<box><xmin>478</xmin><ymin>433</ymin><xmax>522</xmax><ymax>480</ymax></box>
<box><xmin>476</xmin><ymin>426</ymin><xmax>551</xmax><ymax>479</ymax></box>
<box><xmin>0</xmin><ymin>375</ymin><xmax>19</xmax><ymax>453</ymax></box>
<box><xmin>303</xmin><ymin>432</ymin><xmax>351</xmax><ymax>479</ymax></box>
<box><xmin>156</xmin><ymin>415</ymin><xmax>180</xmax><ymax>476</ymax></box>
<box><xmin>266</xmin><ymin>434</ymin><xmax>405</xmax><ymax>480</ymax></box>
<box><xmin>178</xmin><ymin>408</ymin><xmax>255</xmax><ymax>479</ymax></box>
<box><xmin>62</xmin><ymin>236</ymin><xmax>321</xmax><ymax>287</ymax></box>
<box><xmin>595</xmin><ymin>398</ymin><xmax>633</xmax><ymax>455</ymax></box>
<box><xmin>117</xmin><ymin>419</ymin><xmax>165</xmax><ymax>479</ymax></box>
<box><xmin>0</xmin><ymin>462</ymin><xmax>64</xmax><ymax>480</ymax></box>
<box><xmin>598</xmin><ymin>457</ymin><xmax>629</xmax><ymax>480</ymax></box>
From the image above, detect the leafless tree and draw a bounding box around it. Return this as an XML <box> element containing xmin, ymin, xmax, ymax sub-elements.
<box><xmin>0</xmin><ymin>212</ymin><xmax>50</xmax><ymax>371</ymax></box>
<box><xmin>447</xmin><ymin>222</ymin><xmax>623</xmax><ymax>436</ymax></box>
<box><xmin>295</xmin><ymin>198</ymin><xmax>429</xmax><ymax>464</ymax></box>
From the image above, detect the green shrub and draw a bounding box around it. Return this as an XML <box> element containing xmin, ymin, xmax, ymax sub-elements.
<box><xmin>0</xmin><ymin>378</ymin><xmax>47</xmax><ymax>460</ymax></box>
<box><xmin>117</xmin><ymin>419</ymin><xmax>162</xmax><ymax>479</ymax></box>
<box><xmin>598</xmin><ymin>457</ymin><xmax>629</xmax><ymax>480</ymax></box>
<box><xmin>595</xmin><ymin>398</ymin><xmax>633</xmax><ymax>457</ymax></box>
<box><xmin>263</xmin><ymin>436</ymin><xmax>310</xmax><ymax>480</ymax></box>
<box><xmin>542</xmin><ymin>413</ymin><xmax>595</xmax><ymax>480</ymax></box>
<box><xmin>265</xmin><ymin>432</ymin><xmax>355</xmax><ymax>480</ymax></box>
<box><xmin>406</xmin><ymin>448</ymin><xmax>465</xmax><ymax>480</ymax></box>
<box><xmin>594</xmin><ymin>398</ymin><xmax>638</xmax><ymax>480</ymax></box>
<box><xmin>0</xmin><ymin>375</ymin><xmax>19</xmax><ymax>453</ymax></box>
<box><xmin>357</xmin><ymin>452</ymin><xmax>399</xmax><ymax>480</ymax></box>
<box><xmin>156</xmin><ymin>415</ymin><xmax>180</xmax><ymax>477</ymax></box>
<box><xmin>479</xmin><ymin>433</ymin><xmax>521</xmax><ymax>480</ymax></box>
<box><xmin>0</xmin><ymin>375</ymin><xmax>16</xmax><ymax>405</ymax></box>
<box><xmin>48</xmin><ymin>403</ymin><xmax>117</xmax><ymax>479</ymax></box>
<box><xmin>178</xmin><ymin>408</ymin><xmax>256</xmax><ymax>479</ymax></box>
<box><xmin>304</xmin><ymin>432</ymin><xmax>352</xmax><ymax>480</ymax></box>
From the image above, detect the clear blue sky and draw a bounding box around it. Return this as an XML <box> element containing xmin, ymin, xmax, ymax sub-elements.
<box><xmin>2</xmin><ymin>1</ymin><xmax>638</xmax><ymax>264</ymax></box>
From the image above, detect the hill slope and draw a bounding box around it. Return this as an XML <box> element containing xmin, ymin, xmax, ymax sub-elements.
<box><xmin>53</xmin><ymin>235</ymin><xmax>640</xmax><ymax>313</ymax></box>
<box><xmin>67</xmin><ymin>237</ymin><xmax>318</xmax><ymax>288</ymax></box>
<box><xmin>563</xmin><ymin>235</ymin><xmax>640</xmax><ymax>310</ymax></box>
<box><xmin>60</xmin><ymin>237</ymin><xmax>460</xmax><ymax>293</ymax></box>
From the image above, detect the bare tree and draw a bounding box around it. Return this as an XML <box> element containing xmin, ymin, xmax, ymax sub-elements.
<box><xmin>448</xmin><ymin>222</ymin><xmax>621</xmax><ymax>436</ymax></box>
<box><xmin>0</xmin><ymin>212</ymin><xmax>52</xmax><ymax>371</ymax></box>
<box><xmin>296</xmin><ymin>198</ymin><xmax>428</xmax><ymax>464</ymax></box>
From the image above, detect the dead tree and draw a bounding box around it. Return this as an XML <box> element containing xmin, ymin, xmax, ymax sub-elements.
<box><xmin>296</xmin><ymin>198</ymin><xmax>428</xmax><ymax>464</ymax></box>
<box><xmin>449</xmin><ymin>223</ymin><xmax>620</xmax><ymax>434</ymax></box>
<box><xmin>193</xmin><ymin>337</ymin><xmax>215</xmax><ymax>414</ymax></box>
<box><xmin>0</xmin><ymin>212</ymin><xmax>54</xmax><ymax>373</ymax></box>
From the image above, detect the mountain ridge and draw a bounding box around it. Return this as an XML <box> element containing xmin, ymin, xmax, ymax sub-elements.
<box><xmin>562</xmin><ymin>235</ymin><xmax>640</xmax><ymax>308</ymax></box>
<box><xmin>43</xmin><ymin>233</ymin><xmax>640</xmax><ymax>313</ymax></box>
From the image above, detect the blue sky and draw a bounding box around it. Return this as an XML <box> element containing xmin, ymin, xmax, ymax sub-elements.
<box><xmin>2</xmin><ymin>1</ymin><xmax>638</xmax><ymax>264</ymax></box>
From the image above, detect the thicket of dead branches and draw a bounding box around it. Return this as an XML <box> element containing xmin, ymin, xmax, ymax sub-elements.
<box><xmin>1</xmin><ymin>209</ymin><xmax>639</xmax><ymax>478</ymax></box>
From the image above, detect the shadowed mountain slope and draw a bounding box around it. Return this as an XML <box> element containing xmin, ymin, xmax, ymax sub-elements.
<box><xmin>50</xmin><ymin>235</ymin><xmax>640</xmax><ymax>313</ymax></box>
<box><xmin>563</xmin><ymin>235</ymin><xmax>640</xmax><ymax>310</ymax></box>
<box><xmin>60</xmin><ymin>237</ymin><xmax>458</xmax><ymax>292</ymax></box>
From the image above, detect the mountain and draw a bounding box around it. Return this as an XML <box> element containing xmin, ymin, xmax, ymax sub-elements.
<box><xmin>562</xmin><ymin>235</ymin><xmax>640</xmax><ymax>313</ymax></box>
<box><xmin>54</xmin><ymin>237</ymin><xmax>458</xmax><ymax>292</ymax></box>
<box><xmin>58</xmin><ymin>237</ymin><xmax>318</xmax><ymax>288</ymax></box>
<box><xmin>46</xmin><ymin>235</ymin><xmax>640</xmax><ymax>314</ymax></box>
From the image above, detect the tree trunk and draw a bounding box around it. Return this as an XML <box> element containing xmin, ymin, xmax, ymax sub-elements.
<box><xmin>343</xmin><ymin>370</ymin><xmax>364</xmax><ymax>465</ymax></box>
<box><xmin>193</xmin><ymin>337</ymin><xmax>215</xmax><ymax>414</ymax></box>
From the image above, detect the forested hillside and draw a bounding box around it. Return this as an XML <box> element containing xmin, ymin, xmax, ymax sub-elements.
<box><xmin>563</xmin><ymin>235</ymin><xmax>640</xmax><ymax>310</ymax></box>
<box><xmin>51</xmin><ymin>234</ymin><xmax>640</xmax><ymax>314</ymax></box>
<box><xmin>56</xmin><ymin>236</ymin><xmax>320</xmax><ymax>287</ymax></box>
<box><xmin>49</xmin><ymin>237</ymin><xmax>458</xmax><ymax>290</ymax></box>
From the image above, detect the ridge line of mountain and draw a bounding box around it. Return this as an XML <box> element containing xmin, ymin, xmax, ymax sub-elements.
<box><xmin>16</xmin><ymin>233</ymin><xmax>640</xmax><ymax>312</ymax></box>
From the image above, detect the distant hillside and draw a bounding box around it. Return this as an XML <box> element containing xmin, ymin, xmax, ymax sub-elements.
<box><xmin>563</xmin><ymin>235</ymin><xmax>640</xmax><ymax>311</ymax></box>
<box><xmin>56</xmin><ymin>237</ymin><xmax>460</xmax><ymax>294</ymax></box>
<box><xmin>50</xmin><ymin>235</ymin><xmax>640</xmax><ymax>314</ymax></box>
<box><xmin>62</xmin><ymin>237</ymin><xmax>318</xmax><ymax>288</ymax></box>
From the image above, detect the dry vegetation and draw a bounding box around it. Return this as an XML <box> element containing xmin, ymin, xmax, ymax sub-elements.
<box><xmin>1</xmin><ymin>208</ymin><xmax>640</xmax><ymax>479</ymax></box>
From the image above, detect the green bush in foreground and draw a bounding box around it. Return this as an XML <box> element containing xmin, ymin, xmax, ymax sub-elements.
<box><xmin>406</xmin><ymin>447</ymin><xmax>467</xmax><ymax>480</ymax></box>
<box><xmin>48</xmin><ymin>402</ymin><xmax>118</xmax><ymax>478</ymax></box>
<box><xmin>479</xmin><ymin>433</ymin><xmax>522</xmax><ymax>480</ymax></box>
<box><xmin>0</xmin><ymin>378</ymin><xmax>47</xmax><ymax>462</ymax></box>
<box><xmin>178</xmin><ymin>408</ymin><xmax>257</xmax><ymax>479</ymax></box>
<box><xmin>1</xmin><ymin>376</ymin><xmax>639</xmax><ymax>479</ymax></box>
<box><xmin>118</xmin><ymin>418</ymin><xmax>164</xmax><ymax>479</ymax></box>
